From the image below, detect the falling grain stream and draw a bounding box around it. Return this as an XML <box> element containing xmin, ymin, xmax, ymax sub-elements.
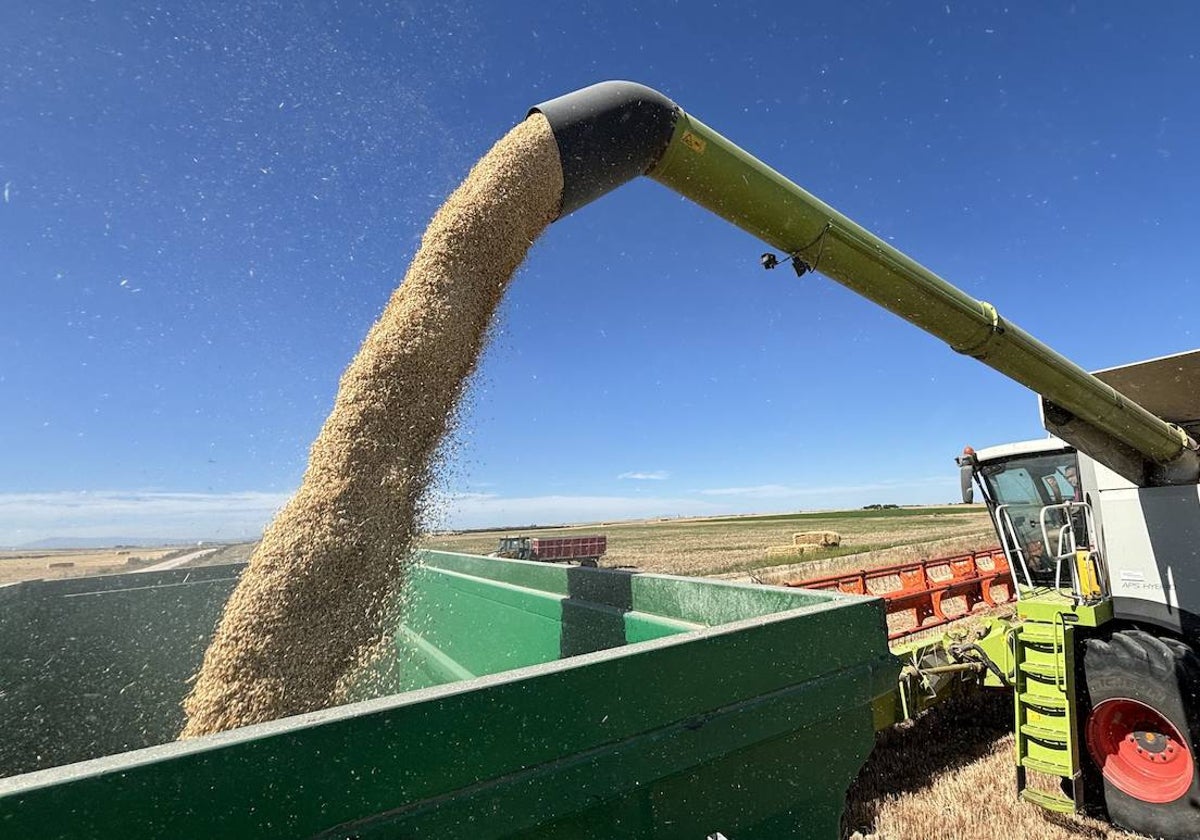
<box><xmin>182</xmin><ymin>116</ymin><xmax>563</xmax><ymax>737</ymax></box>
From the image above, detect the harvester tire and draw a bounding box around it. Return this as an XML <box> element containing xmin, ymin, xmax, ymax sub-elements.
<box><xmin>1082</xmin><ymin>629</ymin><xmax>1200</xmax><ymax>840</ymax></box>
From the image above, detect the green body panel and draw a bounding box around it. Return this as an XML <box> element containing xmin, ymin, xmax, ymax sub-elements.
<box><xmin>881</xmin><ymin>592</ymin><xmax>1112</xmax><ymax>815</ymax></box>
<box><xmin>1015</xmin><ymin>589</ymin><xmax>1114</xmax><ymax>627</ymax></box>
<box><xmin>0</xmin><ymin>551</ymin><xmax>898</xmax><ymax>839</ymax></box>
<box><xmin>648</xmin><ymin>113</ymin><xmax>1189</xmax><ymax>469</ymax></box>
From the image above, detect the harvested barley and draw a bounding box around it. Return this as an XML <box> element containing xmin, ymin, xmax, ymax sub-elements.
<box><xmin>181</xmin><ymin>115</ymin><xmax>563</xmax><ymax>737</ymax></box>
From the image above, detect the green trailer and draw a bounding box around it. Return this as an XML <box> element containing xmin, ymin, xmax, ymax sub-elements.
<box><xmin>0</xmin><ymin>551</ymin><xmax>898</xmax><ymax>838</ymax></box>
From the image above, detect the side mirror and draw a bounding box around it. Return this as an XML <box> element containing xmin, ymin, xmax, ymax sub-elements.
<box><xmin>956</xmin><ymin>447</ymin><xmax>977</xmax><ymax>504</ymax></box>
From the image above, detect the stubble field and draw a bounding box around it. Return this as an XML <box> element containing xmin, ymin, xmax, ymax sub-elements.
<box><xmin>425</xmin><ymin>505</ymin><xmax>996</xmax><ymax>578</ymax></box>
<box><xmin>0</xmin><ymin>547</ymin><xmax>179</xmax><ymax>585</ymax></box>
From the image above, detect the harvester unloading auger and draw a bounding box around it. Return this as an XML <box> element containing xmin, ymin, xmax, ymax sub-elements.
<box><xmin>2</xmin><ymin>81</ymin><xmax>1198</xmax><ymax>839</ymax></box>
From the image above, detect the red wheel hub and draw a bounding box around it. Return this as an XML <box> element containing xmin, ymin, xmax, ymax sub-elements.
<box><xmin>1086</xmin><ymin>697</ymin><xmax>1194</xmax><ymax>803</ymax></box>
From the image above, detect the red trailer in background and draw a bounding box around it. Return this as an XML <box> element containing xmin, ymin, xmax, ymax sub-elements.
<box><xmin>494</xmin><ymin>535</ymin><xmax>607</xmax><ymax>566</ymax></box>
<box><xmin>531</xmin><ymin>536</ymin><xmax>607</xmax><ymax>563</ymax></box>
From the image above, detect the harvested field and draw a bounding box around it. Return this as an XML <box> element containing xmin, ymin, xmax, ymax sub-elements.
<box><xmin>0</xmin><ymin>547</ymin><xmax>180</xmax><ymax>585</ymax></box>
<box><xmin>426</xmin><ymin>505</ymin><xmax>993</xmax><ymax>577</ymax></box>
<box><xmin>764</xmin><ymin>543</ymin><xmax>824</xmax><ymax>561</ymax></box>
<box><xmin>845</xmin><ymin>691</ymin><xmax>1142</xmax><ymax>840</ymax></box>
<box><xmin>724</xmin><ymin>532</ymin><xmax>1000</xmax><ymax>586</ymax></box>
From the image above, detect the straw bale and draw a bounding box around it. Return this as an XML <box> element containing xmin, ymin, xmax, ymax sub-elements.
<box><xmin>793</xmin><ymin>530</ymin><xmax>841</xmax><ymax>546</ymax></box>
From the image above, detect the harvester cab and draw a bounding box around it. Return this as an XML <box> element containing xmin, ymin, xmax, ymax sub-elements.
<box><xmin>961</xmin><ymin>439</ymin><xmax>1102</xmax><ymax>598</ymax></box>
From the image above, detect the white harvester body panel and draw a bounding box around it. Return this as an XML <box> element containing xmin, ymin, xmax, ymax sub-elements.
<box><xmin>1088</xmin><ymin>465</ymin><xmax>1176</xmax><ymax>608</ymax></box>
<box><xmin>1085</xmin><ymin>456</ymin><xmax>1200</xmax><ymax>636</ymax></box>
<box><xmin>1091</xmin><ymin>348</ymin><xmax>1200</xmax><ymax>437</ymax></box>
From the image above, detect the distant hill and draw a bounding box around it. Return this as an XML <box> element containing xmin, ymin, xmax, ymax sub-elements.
<box><xmin>12</xmin><ymin>537</ymin><xmax>223</xmax><ymax>550</ymax></box>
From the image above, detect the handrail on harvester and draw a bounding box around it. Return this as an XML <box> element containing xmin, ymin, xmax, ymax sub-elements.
<box><xmin>531</xmin><ymin>81</ymin><xmax>1200</xmax><ymax>487</ymax></box>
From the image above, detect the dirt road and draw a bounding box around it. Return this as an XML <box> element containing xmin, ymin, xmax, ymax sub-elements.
<box><xmin>135</xmin><ymin>547</ymin><xmax>219</xmax><ymax>573</ymax></box>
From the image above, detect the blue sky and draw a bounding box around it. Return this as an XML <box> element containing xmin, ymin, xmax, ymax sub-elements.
<box><xmin>3</xmin><ymin>2</ymin><xmax>1199</xmax><ymax>544</ymax></box>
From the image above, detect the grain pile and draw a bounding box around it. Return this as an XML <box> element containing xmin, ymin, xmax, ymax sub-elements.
<box><xmin>181</xmin><ymin>115</ymin><xmax>563</xmax><ymax>737</ymax></box>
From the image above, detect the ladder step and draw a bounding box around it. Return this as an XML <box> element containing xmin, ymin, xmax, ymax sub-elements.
<box><xmin>1022</xmin><ymin>755</ymin><xmax>1073</xmax><ymax>777</ymax></box>
<box><xmin>1017</xmin><ymin>657</ymin><xmax>1065</xmax><ymax>676</ymax></box>
<box><xmin>1019</xmin><ymin>661</ymin><xmax>1060</xmax><ymax>679</ymax></box>
<box><xmin>1018</xmin><ymin>624</ymin><xmax>1060</xmax><ymax>644</ymax></box>
<box><xmin>1020</xmin><ymin>723</ymin><xmax>1069</xmax><ymax>744</ymax></box>
<box><xmin>1020</xmin><ymin>787</ymin><xmax>1076</xmax><ymax>814</ymax></box>
<box><xmin>1019</xmin><ymin>693</ymin><xmax>1067</xmax><ymax>712</ymax></box>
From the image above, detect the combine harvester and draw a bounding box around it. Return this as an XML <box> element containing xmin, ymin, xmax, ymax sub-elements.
<box><xmin>1</xmin><ymin>82</ymin><xmax>1197</xmax><ymax>838</ymax></box>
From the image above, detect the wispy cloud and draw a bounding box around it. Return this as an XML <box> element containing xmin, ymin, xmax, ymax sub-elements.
<box><xmin>698</xmin><ymin>484</ymin><xmax>798</xmax><ymax>498</ymax></box>
<box><xmin>617</xmin><ymin>470</ymin><xmax>670</xmax><ymax>481</ymax></box>
<box><xmin>432</xmin><ymin>476</ymin><xmax>954</xmax><ymax>529</ymax></box>
<box><xmin>698</xmin><ymin>476</ymin><xmax>954</xmax><ymax>499</ymax></box>
<box><xmin>0</xmin><ymin>490</ymin><xmax>292</xmax><ymax>546</ymax></box>
<box><xmin>431</xmin><ymin>491</ymin><xmax>719</xmax><ymax>529</ymax></box>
